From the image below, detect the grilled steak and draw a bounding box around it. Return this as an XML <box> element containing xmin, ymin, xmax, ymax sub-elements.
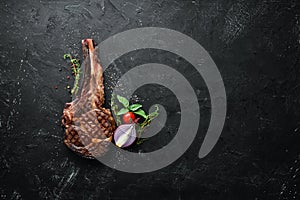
<box><xmin>62</xmin><ymin>39</ymin><xmax>116</xmax><ymax>159</ymax></box>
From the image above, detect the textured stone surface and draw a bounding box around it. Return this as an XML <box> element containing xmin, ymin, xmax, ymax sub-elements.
<box><xmin>0</xmin><ymin>0</ymin><xmax>299</xmax><ymax>199</ymax></box>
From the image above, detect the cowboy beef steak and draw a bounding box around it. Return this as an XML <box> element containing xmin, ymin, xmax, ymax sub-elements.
<box><xmin>62</xmin><ymin>39</ymin><xmax>116</xmax><ymax>159</ymax></box>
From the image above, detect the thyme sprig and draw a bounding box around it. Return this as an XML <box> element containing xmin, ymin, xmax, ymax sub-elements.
<box><xmin>63</xmin><ymin>54</ymin><xmax>81</xmax><ymax>95</ymax></box>
<box><xmin>136</xmin><ymin>105</ymin><xmax>159</xmax><ymax>144</ymax></box>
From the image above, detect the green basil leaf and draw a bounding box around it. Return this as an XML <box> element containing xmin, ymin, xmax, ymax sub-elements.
<box><xmin>128</xmin><ymin>104</ymin><xmax>142</xmax><ymax>111</ymax></box>
<box><xmin>117</xmin><ymin>95</ymin><xmax>129</xmax><ymax>108</ymax></box>
<box><xmin>134</xmin><ymin>109</ymin><xmax>147</xmax><ymax>119</ymax></box>
<box><xmin>117</xmin><ymin>108</ymin><xmax>129</xmax><ymax>115</ymax></box>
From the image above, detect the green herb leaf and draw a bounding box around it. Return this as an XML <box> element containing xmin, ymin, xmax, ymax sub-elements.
<box><xmin>134</xmin><ymin>109</ymin><xmax>147</xmax><ymax>119</ymax></box>
<box><xmin>128</xmin><ymin>104</ymin><xmax>142</xmax><ymax>111</ymax></box>
<box><xmin>70</xmin><ymin>59</ymin><xmax>77</xmax><ymax>64</ymax></box>
<box><xmin>117</xmin><ymin>108</ymin><xmax>129</xmax><ymax>115</ymax></box>
<box><xmin>64</xmin><ymin>54</ymin><xmax>71</xmax><ymax>59</ymax></box>
<box><xmin>117</xmin><ymin>95</ymin><xmax>129</xmax><ymax>108</ymax></box>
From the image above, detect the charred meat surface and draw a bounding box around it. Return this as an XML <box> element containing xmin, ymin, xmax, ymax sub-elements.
<box><xmin>62</xmin><ymin>39</ymin><xmax>116</xmax><ymax>158</ymax></box>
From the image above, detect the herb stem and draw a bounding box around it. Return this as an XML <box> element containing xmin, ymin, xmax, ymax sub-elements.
<box><xmin>64</xmin><ymin>54</ymin><xmax>81</xmax><ymax>95</ymax></box>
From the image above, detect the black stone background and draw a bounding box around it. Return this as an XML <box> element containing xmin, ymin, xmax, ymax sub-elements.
<box><xmin>0</xmin><ymin>0</ymin><xmax>300</xmax><ymax>199</ymax></box>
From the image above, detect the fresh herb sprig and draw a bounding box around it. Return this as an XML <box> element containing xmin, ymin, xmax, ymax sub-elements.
<box><xmin>63</xmin><ymin>54</ymin><xmax>81</xmax><ymax>95</ymax></box>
